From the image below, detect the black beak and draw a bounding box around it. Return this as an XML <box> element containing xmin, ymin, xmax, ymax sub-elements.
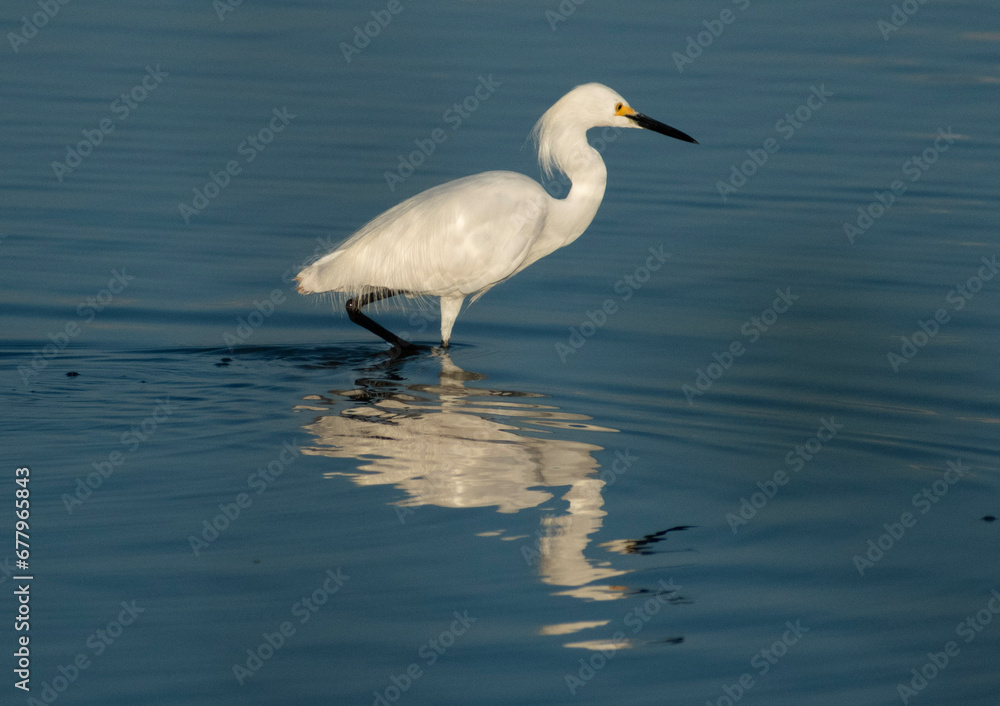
<box><xmin>628</xmin><ymin>112</ymin><xmax>698</xmax><ymax>144</ymax></box>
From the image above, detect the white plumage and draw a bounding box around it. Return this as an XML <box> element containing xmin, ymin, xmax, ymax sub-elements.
<box><xmin>296</xmin><ymin>83</ymin><xmax>696</xmax><ymax>350</ymax></box>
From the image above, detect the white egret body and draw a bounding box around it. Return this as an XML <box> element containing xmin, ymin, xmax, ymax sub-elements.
<box><xmin>296</xmin><ymin>83</ymin><xmax>696</xmax><ymax>350</ymax></box>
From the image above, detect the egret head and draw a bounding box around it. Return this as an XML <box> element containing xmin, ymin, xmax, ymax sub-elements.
<box><xmin>532</xmin><ymin>83</ymin><xmax>697</xmax><ymax>179</ymax></box>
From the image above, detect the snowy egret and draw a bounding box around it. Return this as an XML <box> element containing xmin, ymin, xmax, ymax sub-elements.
<box><xmin>296</xmin><ymin>82</ymin><xmax>696</xmax><ymax>350</ymax></box>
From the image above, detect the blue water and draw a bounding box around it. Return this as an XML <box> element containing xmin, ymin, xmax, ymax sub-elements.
<box><xmin>2</xmin><ymin>1</ymin><xmax>999</xmax><ymax>704</ymax></box>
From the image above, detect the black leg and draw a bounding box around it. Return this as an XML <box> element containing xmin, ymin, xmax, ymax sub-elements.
<box><xmin>345</xmin><ymin>289</ymin><xmax>419</xmax><ymax>353</ymax></box>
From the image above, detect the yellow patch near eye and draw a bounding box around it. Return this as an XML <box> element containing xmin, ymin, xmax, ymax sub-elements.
<box><xmin>614</xmin><ymin>103</ymin><xmax>636</xmax><ymax>117</ymax></box>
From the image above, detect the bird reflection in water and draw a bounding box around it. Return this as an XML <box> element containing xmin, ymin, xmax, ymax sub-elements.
<box><xmin>295</xmin><ymin>351</ymin><xmax>631</xmax><ymax>601</ymax></box>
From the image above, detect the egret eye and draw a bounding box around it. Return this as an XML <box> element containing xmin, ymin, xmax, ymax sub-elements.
<box><xmin>615</xmin><ymin>102</ymin><xmax>623</xmax><ymax>112</ymax></box>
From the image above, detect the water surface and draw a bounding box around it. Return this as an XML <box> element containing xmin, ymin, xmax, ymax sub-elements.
<box><xmin>2</xmin><ymin>1</ymin><xmax>999</xmax><ymax>704</ymax></box>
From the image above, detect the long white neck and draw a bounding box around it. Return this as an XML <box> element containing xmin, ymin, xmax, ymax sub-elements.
<box><xmin>525</xmin><ymin>137</ymin><xmax>607</xmax><ymax>267</ymax></box>
<box><xmin>551</xmin><ymin>141</ymin><xmax>608</xmax><ymax>247</ymax></box>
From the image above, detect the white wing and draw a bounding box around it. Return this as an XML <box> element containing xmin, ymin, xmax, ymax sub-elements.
<box><xmin>297</xmin><ymin>171</ymin><xmax>551</xmax><ymax>299</ymax></box>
